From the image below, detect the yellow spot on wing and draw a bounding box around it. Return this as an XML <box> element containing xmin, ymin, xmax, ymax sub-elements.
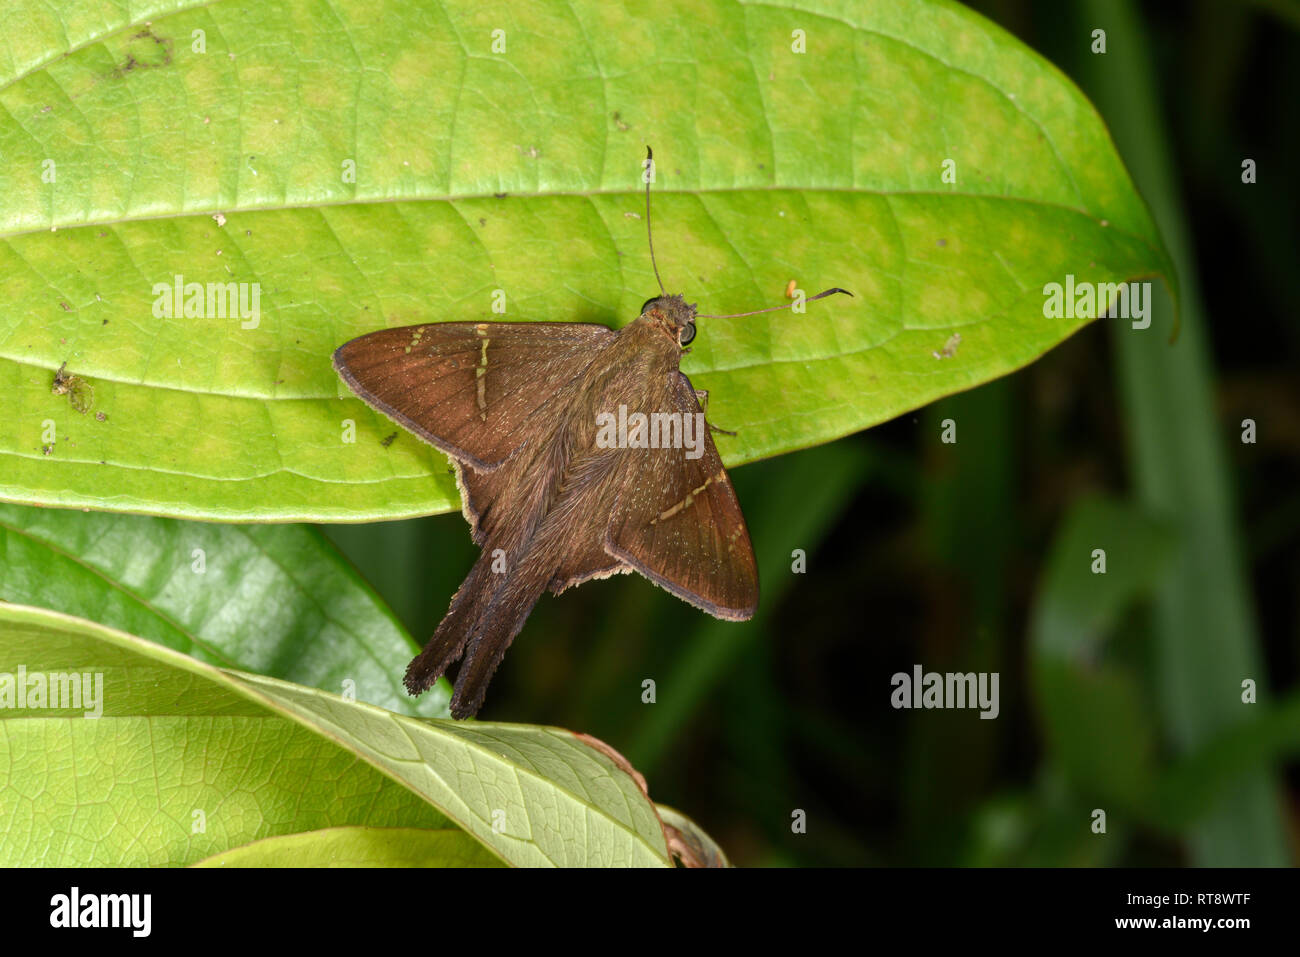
<box><xmin>651</xmin><ymin>470</ymin><xmax>726</xmax><ymax>525</ymax></box>
<box><xmin>476</xmin><ymin>337</ymin><xmax>490</xmax><ymax>418</ymax></box>
<box><xmin>405</xmin><ymin>326</ymin><xmax>426</xmax><ymax>354</ymax></box>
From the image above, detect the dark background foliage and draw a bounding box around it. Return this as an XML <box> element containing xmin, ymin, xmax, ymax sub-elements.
<box><xmin>324</xmin><ymin>0</ymin><xmax>1300</xmax><ymax>866</ymax></box>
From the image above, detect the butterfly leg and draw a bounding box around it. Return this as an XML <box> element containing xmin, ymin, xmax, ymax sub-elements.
<box><xmin>694</xmin><ymin>389</ymin><xmax>738</xmax><ymax>437</ymax></box>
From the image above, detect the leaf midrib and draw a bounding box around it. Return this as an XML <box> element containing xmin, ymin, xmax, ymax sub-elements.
<box><xmin>1</xmin><ymin>184</ymin><xmax>1132</xmax><ymax>243</ymax></box>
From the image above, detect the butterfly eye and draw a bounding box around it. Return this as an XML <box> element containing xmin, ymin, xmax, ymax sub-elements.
<box><xmin>641</xmin><ymin>297</ymin><xmax>659</xmax><ymax>314</ymax></box>
<box><xmin>679</xmin><ymin>322</ymin><xmax>696</xmax><ymax>346</ymax></box>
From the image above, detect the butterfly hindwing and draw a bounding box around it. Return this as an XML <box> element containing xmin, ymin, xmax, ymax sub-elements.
<box><xmin>545</xmin><ymin>452</ymin><xmax>634</xmax><ymax>594</ymax></box>
<box><xmin>604</xmin><ymin>372</ymin><xmax>758</xmax><ymax>620</ymax></box>
<box><xmin>333</xmin><ymin>321</ymin><xmax>615</xmax><ymax>471</ymax></box>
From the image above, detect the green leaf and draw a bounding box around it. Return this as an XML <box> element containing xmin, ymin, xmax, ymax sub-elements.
<box><xmin>1028</xmin><ymin>495</ymin><xmax>1175</xmax><ymax>806</ymax></box>
<box><xmin>1030</xmin><ymin>495</ymin><xmax>1176</xmax><ymax>660</ymax></box>
<box><xmin>0</xmin><ymin>0</ymin><xmax>1173</xmax><ymax>520</ymax></box>
<box><xmin>0</xmin><ymin>603</ymin><xmax>674</xmax><ymax>867</ymax></box>
<box><xmin>0</xmin><ymin>502</ymin><xmax>451</xmax><ymax>717</ymax></box>
<box><xmin>1144</xmin><ymin>692</ymin><xmax>1300</xmax><ymax>832</ymax></box>
<box><xmin>1029</xmin><ymin>494</ymin><xmax>1299</xmax><ymax>845</ymax></box>
<box><xmin>193</xmin><ymin>826</ymin><xmax>504</xmax><ymax>867</ymax></box>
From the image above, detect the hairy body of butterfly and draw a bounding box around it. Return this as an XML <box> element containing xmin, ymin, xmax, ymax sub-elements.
<box><xmin>333</xmin><ymin>294</ymin><xmax>758</xmax><ymax>719</ymax></box>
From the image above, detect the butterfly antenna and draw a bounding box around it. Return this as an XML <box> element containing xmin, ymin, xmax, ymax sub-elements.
<box><xmin>698</xmin><ymin>287</ymin><xmax>853</xmax><ymax>319</ymax></box>
<box><xmin>644</xmin><ymin>146</ymin><xmax>666</xmax><ymax>296</ymax></box>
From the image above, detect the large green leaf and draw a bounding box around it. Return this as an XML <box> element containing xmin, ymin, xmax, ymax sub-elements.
<box><xmin>0</xmin><ymin>502</ymin><xmax>451</xmax><ymax>716</ymax></box>
<box><xmin>193</xmin><ymin>826</ymin><xmax>504</xmax><ymax>867</ymax></box>
<box><xmin>0</xmin><ymin>0</ymin><xmax>1172</xmax><ymax>520</ymax></box>
<box><xmin>0</xmin><ymin>603</ymin><xmax>674</xmax><ymax>866</ymax></box>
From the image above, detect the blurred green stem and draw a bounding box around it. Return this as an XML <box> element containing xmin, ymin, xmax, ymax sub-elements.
<box><xmin>1076</xmin><ymin>0</ymin><xmax>1286</xmax><ymax>864</ymax></box>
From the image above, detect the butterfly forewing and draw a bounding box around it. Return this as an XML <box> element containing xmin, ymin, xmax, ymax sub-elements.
<box><xmin>605</xmin><ymin>372</ymin><xmax>758</xmax><ymax>620</ymax></box>
<box><xmin>333</xmin><ymin>321</ymin><xmax>614</xmax><ymax>471</ymax></box>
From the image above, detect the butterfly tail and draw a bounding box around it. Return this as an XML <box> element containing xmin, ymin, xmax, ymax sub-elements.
<box><xmin>404</xmin><ymin>554</ymin><xmax>498</xmax><ymax>697</ymax></box>
<box><xmin>447</xmin><ymin>553</ymin><xmax>554</xmax><ymax>720</ymax></box>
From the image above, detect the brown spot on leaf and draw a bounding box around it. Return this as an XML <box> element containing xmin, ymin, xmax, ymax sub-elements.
<box><xmin>111</xmin><ymin>28</ymin><xmax>172</xmax><ymax>77</ymax></box>
<box><xmin>52</xmin><ymin>362</ymin><xmax>93</xmax><ymax>413</ymax></box>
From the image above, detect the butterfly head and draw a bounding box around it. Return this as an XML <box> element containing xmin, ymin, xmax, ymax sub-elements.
<box><xmin>640</xmin><ymin>294</ymin><xmax>698</xmax><ymax>347</ymax></box>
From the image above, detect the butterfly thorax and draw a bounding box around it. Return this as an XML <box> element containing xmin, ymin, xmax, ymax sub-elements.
<box><xmin>564</xmin><ymin>319</ymin><xmax>685</xmax><ymax>452</ymax></box>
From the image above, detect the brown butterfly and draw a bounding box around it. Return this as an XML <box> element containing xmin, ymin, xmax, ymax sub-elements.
<box><xmin>333</xmin><ymin>148</ymin><xmax>850</xmax><ymax>718</ymax></box>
